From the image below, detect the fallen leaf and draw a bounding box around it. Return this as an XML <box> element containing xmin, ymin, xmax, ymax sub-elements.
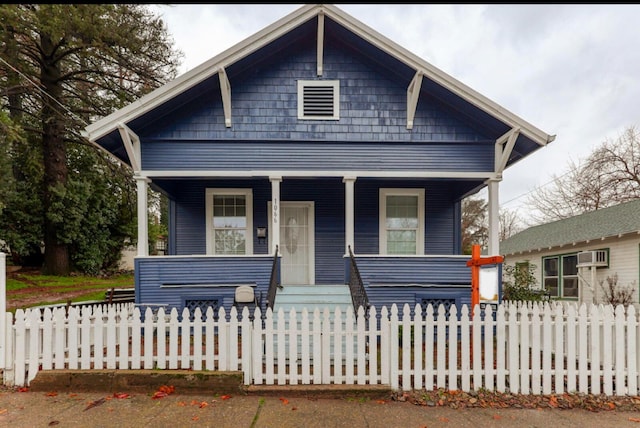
<box><xmin>493</xmin><ymin>415</ymin><xmax>502</xmax><ymax>420</ymax></box>
<box><xmin>46</xmin><ymin>392</ymin><xmax>58</xmax><ymax>397</ymax></box>
<box><xmin>279</xmin><ymin>397</ymin><xmax>289</xmax><ymax>405</ymax></box>
<box><xmin>199</xmin><ymin>402</ymin><xmax>208</xmax><ymax>408</ymax></box>
<box><xmin>177</xmin><ymin>401</ymin><xmax>187</xmax><ymax>407</ymax></box>
<box><xmin>192</xmin><ymin>416</ymin><xmax>199</xmax><ymax>421</ymax></box>
<box><xmin>69</xmin><ymin>394</ymin><xmax>78</xmax><ymax>398</ymax></box>
<box><xmin>629</xmin><ymin>417</ymin><xmax>640</xmax><ymax>422</ymax></box>
<box><xmin>159</xmin><ymin>385</ymin><xmax>175</xmax><ymax>395</ymax></box>
<box><xmin>607</xmin><ymin>402</ymin><xmax>615</xmax><ymax>410</ymax></box>
<box><xmin>48</xmin><ymin>421</ymin><xmax>60</xmax><ymax>426</ymax></box>
<box><xmin>18</xmin><ymin>387</ymin><xmax>28</xmax><ymax>393</ymax></box>
<box><xmin>291</xmin><ymin>406</ymin><xmax>297</xmax><ymax>411</ymax></box>
<box><xmin>0</xmin><ymin>409</ymin><xmax>7</xmax><ymax>415</ymax></box>
<box><xmin>84</xmin><ymin>397</ymin><xmax>106</xmax><ymax>411</ymax></box>
<box><xmin>152</xmin><ymin>391</ymin><xmax>168</xmax><ymax>400</ymax></box>
<box><xmin>438</xmin><ymin>416</ymin><xmax>449</xmax><ymax>422</ymax></box>
<box><xmin>220</xmin><ymin>395</ymin><xmax>232</xmax><ymax>400</ymax></box>
<box><xmin>375</xmin><ymin>400</ymin><xmax>386</xmax><ymax>404</ymax></box>
<box><xmin>113</xmin><ymin>393</ymin><xmax>130</xmax><ymax>399</ymax></box>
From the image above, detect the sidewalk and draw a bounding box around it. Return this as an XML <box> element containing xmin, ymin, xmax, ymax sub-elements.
<box><xmin>2</xmin><ymin>387</ymin><xmax>640</xmax><ymax>428</ymax></box>
<box><xmin>1</xmin><ymin>370</ymin><xmax>639</xmax><ymax>427</ymax></box>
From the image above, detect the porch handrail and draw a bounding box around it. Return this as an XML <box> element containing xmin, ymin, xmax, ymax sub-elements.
<box><xmin>266</xmin><ymin>245</ymin><xmax>280</xmax><ymax>310</ymax></box>
<box><xmin>347</xmin><ymin>245</ymin><xmax>370</xmax><ymax>314</ymax></box>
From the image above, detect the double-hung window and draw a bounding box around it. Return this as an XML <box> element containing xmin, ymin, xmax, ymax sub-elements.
<box><xmin>205</xmin><ymin>189</ymin><xmax>253</xmax><ymax>255</ymax></box>
<box><xmin>379</xmin><ymin>188</ymin><xmax>425</xmax><ymax>255</ymax></box>
<box><xmin>543</xmin><ymin>253</ymin><xmax>578</xmax><ymax>298</ymax></box>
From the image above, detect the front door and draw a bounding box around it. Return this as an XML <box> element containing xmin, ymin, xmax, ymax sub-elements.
<box><xmin>276</xmin><ymin>202</ymin><xmax>314</xmax><ymax>285</ymax></box>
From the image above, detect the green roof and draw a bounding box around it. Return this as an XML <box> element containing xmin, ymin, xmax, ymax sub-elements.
<box><xmin>500</xmin><ymin>199</ymin><xmax>640</xmax><ymax>255</ymax></box>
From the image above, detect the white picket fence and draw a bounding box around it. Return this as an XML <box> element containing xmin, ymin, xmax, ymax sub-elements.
<box><xmin>2</xmin><ymin>299</ymin><xmax>639</xmax><ymax>396</ymax></box>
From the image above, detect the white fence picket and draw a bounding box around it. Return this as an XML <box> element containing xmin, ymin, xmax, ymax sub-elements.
<box><xmin>300</xmin><ymin>308</ymin><xmax>311</xmax><ymax>384</ymax></box>
<box><xmin>628</xmin><ymin>306</ymin><xmax>638</xmax><ymax>395</ymax></box>
<box><xmin>42</xmin><ymin>308</ymin><xmax>53</xmax><ymax>370</ymax></box>
<box><xmin>413</xmin><ymin>305</ymin><xmax>423</xmax><ymax>391</ymax></box>
<box><xmin>554</xmin><ymin>304</ymin><xmax>564</xmax><ymax>394</ymax></box>
<box><xmin>615</xmin><ymin>305</ymin><xmax>626</xmax><ymax>395</ymax></box>
<box><xmin>4</xmin><ymin>301</ymin><xmax>640</xmax><ymax>397</ymax></box>
<box><xmin>335</xmin><ymin>307</ymin><xmax>344</xmax><ymax>384</ymax></box>
<box><xmin>527</xmin><ymin>304</ymin><xmax>537</xmax><ymax>394</ymax></box>
<box><xmin>401</xmin><ymin>304</ymin><xmax>411</xmax><ymax>391</ymax></box>
<box><xmin>449</xmin><ymin>305</ymin><xmax>459</xmax><ymax>391</ymax></box>
<box><xmin>495</xmin><ymin>305</ymin><xmax>506</xmax><ymax>393</ymax></box>
<box><xmin>357</xmin><ymin>306</ymin><xmax>367</xmax><ymax>385</ymax></box>
<box><xmin>460</xmin><ymin>305</ymin><xmax>470</xmax><ymax>392</ymax></box>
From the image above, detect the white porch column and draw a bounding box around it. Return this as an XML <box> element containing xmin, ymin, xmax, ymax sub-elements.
<box><xmin>136</xmin><ymin>176</ymin><xmax>150</xmax><ymax>257</ymax></box>
<box><xmin>343</xmin><ymin>176</ymin><xmax>356</xmax><ymax>254</ymax></box>
<box><xmin>487</xmin><ymin>178</ymin><xmax>500</xmax><ymax>256</ymax></box>
<box><xmin>270</xmin><ymin>176</ymin><xmax>282</xmax><ymax>255</ymax></box>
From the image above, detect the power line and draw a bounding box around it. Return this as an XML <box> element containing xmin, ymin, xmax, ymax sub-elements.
<box><xmin>500</xmin><ymin>168</ymin><xmax>575</xmax><ymax>208</ymax></box>
<box><xmin>0</xmin><ymin>55</ymin><xmax>89</xmax><ymax>127</ymax></box>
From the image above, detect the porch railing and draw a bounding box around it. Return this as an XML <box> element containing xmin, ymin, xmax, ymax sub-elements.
<box><xmin>347</xmin><ymin>245</ymin><xmax>370</xmax><ymax>314</ymax></box>
<box><xmin>266</xmin><ymin>245</ymin><xmax>280</xmax><ymax>310</ymax></box>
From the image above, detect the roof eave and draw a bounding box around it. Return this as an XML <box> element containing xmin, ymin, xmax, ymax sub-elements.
<box><xmin>83</xmin><ymin>4</ymin><xmax>321</xmax><ymax>143</ymax></box>
<box><xmin>84</xmin><ymin>3</ymin><xmax>555</xmax><ymax>149</ymax></box>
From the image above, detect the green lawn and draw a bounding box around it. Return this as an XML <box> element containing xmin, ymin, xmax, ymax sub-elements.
<box><xmin>5</xmin><ymin>271</ymin><xmax>135</xmax><ymax>311</ymax></box>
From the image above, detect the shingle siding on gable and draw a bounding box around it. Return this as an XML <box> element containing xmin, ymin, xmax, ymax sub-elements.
<box><xmin>143</xmin><ymin>42</ymin><xmax>492</xmax><ymax>158</ymax></box>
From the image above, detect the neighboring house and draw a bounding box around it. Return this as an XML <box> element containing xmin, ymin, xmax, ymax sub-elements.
<box><xmin>82</xmin><ymin>4</ymin><xmax>554</xmax><ymax>315</ymax></box>
<box><xmin>500</xmin><ymin>199</ymin><xmax>640</xmax><ymax>307</ymax></box>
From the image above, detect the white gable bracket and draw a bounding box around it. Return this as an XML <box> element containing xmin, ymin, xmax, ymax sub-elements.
<box><xmin>317</xmin><ymin>11</ymin><xmax>325</xmax><ymax>76</ymax></box>
<box><xmin>406</xmin><ymin>71</ymin><xmax>423</xmax><ymax>130</ymax></box>
<box><xmin>218</xmin><ymin>67</ymin><xmax>232</xmax><ymax>127</ymax></box>
<box><xmin>117</xmin><ymin>123</ymin><xmax>141</xmax><ymax>172</ymax></box>
<box><xmin>494</xmin><ymin>127</ymin><xmax>520</xmax><ymax>174</ymax></box>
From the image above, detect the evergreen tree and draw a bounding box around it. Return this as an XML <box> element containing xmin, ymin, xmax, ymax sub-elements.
<box><xmin>0</xmin><ymin>4</ymin><xmax>181</xmax><ymax>274</ymax></box>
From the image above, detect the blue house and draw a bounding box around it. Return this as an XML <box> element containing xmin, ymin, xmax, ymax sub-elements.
<box><xmin>82</xmin><ymin>4</ymin><xmax>554</xmax><ymax>316</ymax></box>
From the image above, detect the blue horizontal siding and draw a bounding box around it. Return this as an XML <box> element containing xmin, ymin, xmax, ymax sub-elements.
<box><xmin>354</xmin><ymin>256</ymin><xmax>471</xmax><ymax>285</ymax></box>
<box><xmin>135</xmin><ymin>256</ymin><xmax>276</xmax><ymax>314</ymax></box>
<box><xmin>141</xmin><ymin>141</ymin><xmax>493</xmax><ymax>172</ymax></box>
<box><xmin>352</xmin><ymin>255</ymin><xmax>473</xmax><ymax>314</ymax></box>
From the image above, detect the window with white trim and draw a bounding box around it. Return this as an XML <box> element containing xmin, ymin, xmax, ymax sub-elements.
<box><xmin>297</xmin><ymin>80</ymin><xmax>340</xmax><ymax>120</ymax></box>
<box><xmin>205</xmin><ymin>189</ymin><xmax>253</xmax><ymax>255</ymax></box>
<box><xmin>543</xmin><ymin>253</ymin><xmax>578</xmax><ymax>298</ymax></box>
<box><xmin>379</xmin><ymin>188</ymin><xmax>425</xmax><ymax>255</ymax></box>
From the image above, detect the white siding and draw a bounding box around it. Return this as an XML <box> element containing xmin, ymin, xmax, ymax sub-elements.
<box><xmin>503</xmin><ymin>235</ymin><xmax>640</xmax><ymax>309</ymax></box>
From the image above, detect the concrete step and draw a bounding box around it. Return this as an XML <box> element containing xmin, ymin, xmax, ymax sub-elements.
<box><xmin>273</xmin><ymin>285</ymin><xmax>353</xmax><ymax>315</ymax></box>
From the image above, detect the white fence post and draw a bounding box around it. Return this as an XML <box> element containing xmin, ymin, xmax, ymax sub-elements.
<box><xmin>0</xmin><ymin>252</ymin><xmax>5</xmax><ymax>370</ymax></box>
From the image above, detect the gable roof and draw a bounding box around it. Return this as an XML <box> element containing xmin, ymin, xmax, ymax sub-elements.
<box><xmin>82</xmin><ymin>4</ymin><xmax>555</xmax><ymax>167</ymax></box>
<box><xmin>500</xmin><ymin>199</ymin><xmax>640</xmax><ymax>256</ymax></box>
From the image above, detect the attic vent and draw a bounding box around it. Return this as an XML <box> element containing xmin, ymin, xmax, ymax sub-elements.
<box><xmin>297</xmin><ymin>80</ymin><xmax>339</xmax><ymax>120</ymax></box>
<box><xmin>576</xmin><ymin>250</ymin><xmax>608</xmax><ymax>268</ymax></box>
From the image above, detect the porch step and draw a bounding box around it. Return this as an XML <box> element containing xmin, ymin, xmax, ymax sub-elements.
<box><xmin>272</xmin><ymin>285</ymin><xmax>353</xmax><ymax>315</ymax></box>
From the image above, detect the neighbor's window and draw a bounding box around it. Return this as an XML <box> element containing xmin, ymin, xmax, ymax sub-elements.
<box><xmin>205</xmin><ymin>189</ymin><xmax>253</xmax><ymax>255</ymax></box>
<box><xmin>297</xmin><ymin>80</ymin><xmax>340</xmax><ymax>120</ymax></box>
<box><xmin>515</xmin><ymin>261</ymin><xmax>530</xmax><ymax>287</ymax></box>
<box><xmin>379</xmin><ymin>188</ymin><xmax>425</xmax><ymax>255</ymax></box>
<box><xmin>543</xmin><ymin>253</ymin><xmax>578</xmax><ymax>298</ymax></box>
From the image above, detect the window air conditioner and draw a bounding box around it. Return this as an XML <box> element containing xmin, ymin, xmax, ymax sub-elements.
<box><xmin>576</xmin><ymin>250</ymin><xmax>608</xmax><ymax>267</ymax></box>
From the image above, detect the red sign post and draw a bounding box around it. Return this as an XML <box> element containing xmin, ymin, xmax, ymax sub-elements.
<box><xmin>466</xmin><ymin>244</ymin><xmax>504</xmax><ymax>314</ymax></box>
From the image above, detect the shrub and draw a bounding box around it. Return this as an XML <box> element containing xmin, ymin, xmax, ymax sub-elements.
<box><xmin>502</xmin><ymin>262</ymin><xmax>546</xmax><ymax>302</ymax></box>
<box><xmin>600</xmin><ymin>273</ymin><xmax>635</xmax><ymax>307</ymax></box>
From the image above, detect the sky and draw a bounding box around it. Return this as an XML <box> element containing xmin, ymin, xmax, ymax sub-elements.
<box><xmin>150</xmin><ymin>4</ymin><xmax>640</xmax><ymax>224</ymax></box>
